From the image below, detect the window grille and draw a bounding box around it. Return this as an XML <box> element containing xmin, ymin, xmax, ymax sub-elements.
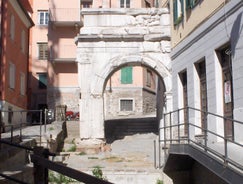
<box><xmin>120</xmin><ymin>99</ymin><xmax>133</xmax><ymax>111</ymax></box>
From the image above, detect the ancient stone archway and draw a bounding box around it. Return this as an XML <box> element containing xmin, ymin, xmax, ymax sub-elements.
<box><xmin>76</xmin><ymin>8</ymin><xmax>172</xmax><ymax>139</ymax></box>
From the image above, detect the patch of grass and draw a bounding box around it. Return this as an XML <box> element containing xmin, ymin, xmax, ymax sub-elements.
<box><xmin>77</xmin><ymin>152</ymin><xmax>86</xmax><ymax>156</ymax></box>
<box><xmin>156</xmin><ymin>179</ymin><xmax>164</xmax><ymax>184</ymax></box>
<box><xmin>102</xmin><ymin>156</ymin><xmax>123</xmax><ymax>162</ymax></box>
<box><xmin>67</xmin><ymin>144</ymin><xmax>76</xmax><ymax>152</ymax></box>
<box><xmin>49</xmin><ymin>171</ymin><xmax>77</xmax><ymax>183</ymax></box>
<box><xmin>88</xmin><ymin>156</ymin><xmax>98</xmax><ymax>159</ymax></box>
<box><xmin>48</xmin><ymin>127</ymin><xmax>54</xmax><ymax>131</ymax></box>
<box><xmin>92</xmin><ymin>166</ymin><xmax>108</xmax><ymax>181</ymax></box>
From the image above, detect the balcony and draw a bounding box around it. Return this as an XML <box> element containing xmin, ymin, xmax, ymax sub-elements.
<box><xmin>49</xmin><ymin>44</ymin><xmax>77</xmax><ymax>62</ymax></box>
<box><xmin>49</xmin><ymin>8</ymin><xmax>82</xmax><ymax>27</ymax></box>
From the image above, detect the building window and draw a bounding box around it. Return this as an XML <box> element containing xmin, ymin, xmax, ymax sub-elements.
<box><xmin>38</xmin><ymin>73</ymin><xmax>47</xmax><ymax>89</ymax></box>
<box><xmin>38</xmin><ymin>11</ymin><xmax>49</xmax><ymax>25</ymax></box>
<box><xmin>9</xmin><ymin>63</ymin><xmax>15</xmax><ymax>89</ymax></box>
<box><xmin>20</xmin><ymin>73</ymin><xmax>25</xmax><ymax>95</ymax></box>
<box><xmin>120</xmin><ymin>0</ymin><xmax>130</xmax><ymax>8</ymax></box>
<box><xmin>173</xmin><ymin>0</ymin><xmax>184</xmax><ymax>25</ymax></box>
<box><xmin>10</xmin><ymin>15</ymin><xmax>15</xmax><ymax>40</ymax></box>
<box><xmin>120</xmin><ymin>99</ymin><xmax>133</xmax><ymax>111</ymax></box>
<box><xmin>186</xmin><ymin>0</ymin><xmax>199</xmax><ymax>9</ymax></box>
<box><xmin>121</xmin><ymin>66</ymin><xmax>133</xmax><ymax>84</ymax></box>
<box><xmin>38</xmin><ymin>43</ymin><xmax>48</xmax><ymax>60</ymax></box>
<box><xmin>21</xmin><ymin>30</ymin><xmax>26</xmax><ymax>53</ymax></box>
<box><xmin>146</xmin><ymin>69</ymin><xmax>153</xmax><ymax>87</ymax></box>
<box><xmin>81</xmin><ymin>1</ymin><xmax>92</xmax><ymax>8</ymax></box>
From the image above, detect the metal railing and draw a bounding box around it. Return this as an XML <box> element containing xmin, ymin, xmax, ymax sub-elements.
<box><xmin>0</xmin><ymin>123</ymin><xmax>113</xmax><ymax>183</ymax></box>
<box><xmin>0</xmin><ymin>109</ymin><xmax>54</xmax><ymax>146</ymax></box>
<box><xmin>158</xmin><ymin>106</ymin><xmax>243</xmax><ymax>172</ymax></box>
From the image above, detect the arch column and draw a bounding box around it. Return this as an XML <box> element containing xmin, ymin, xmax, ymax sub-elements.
<box><xmin>79</xmin><ymin>93</ymin><xmax>104</xmax><ymax>139</ymax></box>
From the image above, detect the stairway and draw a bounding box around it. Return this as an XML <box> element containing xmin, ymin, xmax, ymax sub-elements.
<box><xmin>0</xmin><ymin>136</ymin><xmax>35</xmax><ymax>184</ymax></box>
<box><xmin>105</xmin><ymin>117</ymin><xmax>158</xmax><ymax>141</ymax></box>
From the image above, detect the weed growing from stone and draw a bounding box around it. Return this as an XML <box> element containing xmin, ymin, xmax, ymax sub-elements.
<box><xmin>92</xmin><ymin>166</ymin><xmax>107</xmax><ymax>181</ymax></box>
<box><xmin>67</xmin><ymin>144</ymin><xmax>76</xmax><ymax>152</ymax></box>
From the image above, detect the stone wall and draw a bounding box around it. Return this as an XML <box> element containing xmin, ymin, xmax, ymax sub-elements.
<box><xmin>47</xmin><ymin>88</ymin><xmax>79</xmax><ymax>112</ymax></box>
<box><xmin>104</xmin><ymin>88</ymin><xmax>143</xmax><ymax>119</ymax></box>
<box><xmin>142</xmin><ymin>88</ymin><xmax>156</xmax><ymax>114</ymax></box>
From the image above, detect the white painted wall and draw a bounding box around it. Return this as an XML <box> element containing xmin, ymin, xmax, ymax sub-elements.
<box><xmin>171</xmin><ymin>0</ymin><xmax>243</xmax><ymax>142</ymax></box>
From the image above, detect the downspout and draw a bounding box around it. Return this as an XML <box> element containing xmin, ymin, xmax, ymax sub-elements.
<box><xmin>0</xmin><ymin>0</ymin><xmax>3</xmax><ymax>104</ymax></box>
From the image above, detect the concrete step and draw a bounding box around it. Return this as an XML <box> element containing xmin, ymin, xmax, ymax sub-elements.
<box><xmin>80</xmin><ymin>169</ymin><xmax>169</xmax><ymax>184</ymax></box>
<box><xmin>0</xmin><ymin>164</ymin><xmax>34</xmax><ymax>184</ymax></box>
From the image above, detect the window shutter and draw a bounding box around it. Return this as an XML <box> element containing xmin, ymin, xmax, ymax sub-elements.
<box><xmin>39</xmin><ymin>73</ymin><xmax>47</xmax><ymax>89</ymax></box>
<box><xmin>120</xmin><ymin>0</ymin><xmax>125</xmax><ymax>7</ymax></box>
<box><xmin>180</xmin><ymin>0</ymin><xmax>184</xmax><ymax>16</ymax></box>
<box><xmin>173</xmin><ymin>0</ymin><xmax>178</xmax><ymax>23</ymax></box>
<box><xmin>121</xmin><ymin>66</ymin><xmax>132</xmax><ymax>84</ymax></box>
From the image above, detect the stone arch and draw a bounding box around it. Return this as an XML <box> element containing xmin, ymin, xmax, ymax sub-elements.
<box><xmin>79</xmin><ymin>53</ymin><xmax>172</xmax><ymax>139</ymax></box>
<box><xmin>90</xmin><ymin>53</ymin><xmax>172</xmax><ymax>96</ymax></box>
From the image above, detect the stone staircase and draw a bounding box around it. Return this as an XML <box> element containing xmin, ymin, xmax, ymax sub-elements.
<box><xmin>105</xmin><ymin>117</ymin><xmax>158</xmax><ymax>141</ymax></box>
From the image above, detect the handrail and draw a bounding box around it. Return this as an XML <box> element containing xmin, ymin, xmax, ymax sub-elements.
<box><xmin>159</xmin><ymin>106</ymin><xmax>243</xmax><ymax>172</ymax></box>
<box><xmin>31</xmin><ymin>154</ymin><xmax>113</xmax><ymax>184</ymax></box>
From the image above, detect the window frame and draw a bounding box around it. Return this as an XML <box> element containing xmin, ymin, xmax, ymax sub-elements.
<box><xmin>10</xmin><ymin>14</ymin><xmax>15</xmax><ymax>40</ymax></box>
<box><xmin>173</xmin><ymin>0</ymin><xmax>184</xmax><ymax>26</ymax></box>
<box><xmin>38</xmin><ymin>73</ymin><xmax>47</xmax><ymax>89</ymax></box>
<box><xmin>9</xmin><ymin>62</ymin><xmax>16</xmax><ymax>89</ymax></box>
<box><xmin>21</xmin><ymin>30</ymin><xmax>26</xmax><ymax>53</ymax></box>
<box><xmin>20</xmin><ymin>72</ymin><xmax>25</xmax><ymax>95</ymax></box>
<box><xmin>119</xmin><ymin>98</ymin><xmax>134</xmax><ymax>112</ymax></box>
<box><xmin>121</xmin><ymin>66</ymin><xmax>133</xmax><ymax>84</ymax></box>
<box><xmin>146</xmin><ymin>69</ymin><xmax>153</xmax><ymax>87</ymax></box>
<box><xmin>186</xmin><ymin>0</ymin><xmax>200</xmax><ymax>9</ymax></box>
<box><xmin>37</xmin><ymin>11</ymin><xmax>49</xmax><ymax>25</ymax></box>
<box><xmin>37</xmin><ymin>43</ymin><xmax>48</xmax><ymax>60</ymax></box>
<box><xmin>120</xmin><ymin>0</ymin><xmax>130</xmax><ymax>8</ymax></box>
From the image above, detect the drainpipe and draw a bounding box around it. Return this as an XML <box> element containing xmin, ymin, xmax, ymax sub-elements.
<box><xmin>0</xmin><ymin>0</ymin><xmax>3</xmax><ymax>102</ymax></box>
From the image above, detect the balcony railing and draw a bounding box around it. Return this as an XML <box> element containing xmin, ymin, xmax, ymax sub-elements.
<box><xmin>49</xmin><ymin>45</ymin><xmax>77</xmax><ymax>62</ymax></box>
<box><xmin>49</xmin><ymin>8</ymin><xmax>81</xmax><ymax>24</ymax></box>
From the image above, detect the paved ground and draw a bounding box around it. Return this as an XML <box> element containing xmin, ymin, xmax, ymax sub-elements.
<box><xmin>1</xmin><ymin>120</ymin><xmax>171</xmax><ymax>183</ymax></box>
<box><xmin>61</xmin><ymin>121</ymin><xmax>171</xmax><ymax>184</ymax></box>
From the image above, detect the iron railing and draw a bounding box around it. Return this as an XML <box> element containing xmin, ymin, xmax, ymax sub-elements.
<box><xmin>0</xmin><ymin>125</ymin><xmax>113</xmax><ymax>184</ymax></box>
<box><xmin>0</xmin><ymin>109</ymin><xmax>54</xmax><ymax>146</ymax></box>
<box><xmin>158</xmin><ymin>106</ymin><xmax>243</xmax><ymax>172</ymax></box>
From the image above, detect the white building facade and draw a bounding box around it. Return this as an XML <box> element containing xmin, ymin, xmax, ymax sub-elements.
<box><xmin>171</xmin><ymin>0</ymin><xmax>243</xmax><ymax>142</ymax></box>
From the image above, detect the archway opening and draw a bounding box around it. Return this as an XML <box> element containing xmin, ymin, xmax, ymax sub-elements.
<box><xmin>103</xmin><ymin>64</ymin><xmax>166</xmax><ymax>143</ymax></box>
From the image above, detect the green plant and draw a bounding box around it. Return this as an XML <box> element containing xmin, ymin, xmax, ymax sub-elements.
<box><xmin>92</xmin><ymin>166</ymin><xmax>107</xmax><ymax>181</ymax></box>
<box><xmin>48</xmin><ymin>171</ymin><xmax>76</xmax><ymax>184</ymax></box>
<box><xmin>48</xmin><ymin>127</ymin><xmax>54</xmax><ymax>131</ymax></box>
<box><xmin>88</xmin><ymin>156</ymin><xmax>98</xmax><ymax>159</ymax></box>
<box><xmin>77</xmin><ymin>151</ymin><xmax>86</xmax><ymax>155</ymax></box>
<box><xmin>67</xmin><ymin>144</ymin><xmax>76</xmax><ymax>152</ymax></box>
<box><xmin>156</xmin><ymin>179</ymin><xmax>164</xmax><ymax>184</ymax></box>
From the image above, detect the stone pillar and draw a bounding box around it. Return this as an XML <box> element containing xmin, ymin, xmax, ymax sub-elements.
<box><xmin>79</xmin><ymin>94</ymin><xmax>104</xmax><ymax>139</ymax></box>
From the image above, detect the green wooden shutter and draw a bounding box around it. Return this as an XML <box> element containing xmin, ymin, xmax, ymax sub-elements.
<box><xmin>121</xmin><ymin>66</ymin><xmax>133</xmax><ymax>84</ymax></box>
<box><xmin>181</xmin><ymin>0</ymin><xmax>184</xmax><ymax>16</ymax></box>
<box><xmin>186</xmin><ymin>0</ymin><xmax>190</xmax><ymax>9</ymax></box>
<box><xmin>39</xmin><ymin>73</ymin><xmax>47</xmax><ymax>89</ymax></box>
<box><xmin>173</xmin><ymin>0</ymin><xmax>178</xmax><ymax>23</ymax></box>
